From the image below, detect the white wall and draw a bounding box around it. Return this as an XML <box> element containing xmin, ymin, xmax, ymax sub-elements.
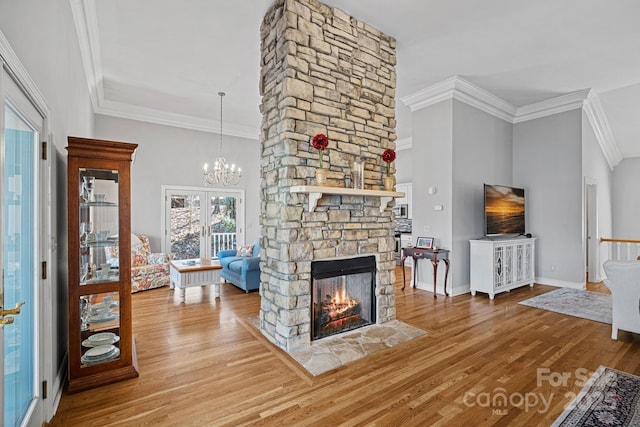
<box><xmin>408</xmin><ymin>99</ymin><xmax>514</xmax><ymax>295</ymax></box>
<box><xmin>0</xmin><ymin>2</ymin><xmax>94</xmax><ymax>144</ymax></box>
<box><xmin>612</xmin><ymin>157</ymin><xmax>640</xmax><ymax>239</ymax></box>
<box><xmin>410</xmin><ymin>99</ymin><xmax>453</xmax><ymax>294</ymax></box>
<box><xmin>581</xmin><ymin>111</ymin><xmax>613</xmax><ymax>281</ymax></box>
<box><xmin>395</xmin><ymin>146</ymin><xmax>413</xmax><ymax>184</ymax></box>
<box><xmin>94</xmin><ymin>115</ymin><xmax>261</xmax><ymax>250</ymax></box>
<box><xmin>1</xmin><ymin>0</ymin><xmax>93</xmax><ymax>420</ymax></box>
<box><xmin>451</xmin><ymin>100</ymin><xmax>513</xmax><ymax>294</ymax></box>
<box><xmin>513</xmin><ymin>110</ymin><xmax>584</xmax><ymax>288</ymax></box>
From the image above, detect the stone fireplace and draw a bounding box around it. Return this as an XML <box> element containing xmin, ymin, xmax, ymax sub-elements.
<box><xmin>259</xmin><ymin>0</ymin><xmax>397</xmax><ymax>352</ymax></box>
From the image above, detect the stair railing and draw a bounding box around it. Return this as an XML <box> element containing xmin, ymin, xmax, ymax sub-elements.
<box><xmin>600</xmin><ymin>238</ymin><xmax>640</xmax><ymax>262</ymax></box>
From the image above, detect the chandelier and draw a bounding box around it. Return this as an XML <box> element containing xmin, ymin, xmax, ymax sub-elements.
<box><xmin>203</xmin><ymin>92</ymin><xmax>242</xmax><ymax>186</ymax></box>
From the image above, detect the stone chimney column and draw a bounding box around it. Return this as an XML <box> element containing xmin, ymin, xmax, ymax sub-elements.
<box><xmin>259</xmin><ymin>0</ymin><xmax>397</xmax><ymax>352</ymax></box>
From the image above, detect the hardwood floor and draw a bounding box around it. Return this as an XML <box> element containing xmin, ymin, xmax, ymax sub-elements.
<box><xmin>51</xmin><ymin>267</ymin><xmax>640</xmax><ymax>426</ymax></box>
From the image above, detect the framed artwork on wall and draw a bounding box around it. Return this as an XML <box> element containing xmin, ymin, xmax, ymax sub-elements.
<box><xmin>416</xmin><ymin>237</ymin><xmax>434</xmax><ymax>249</ymax></box>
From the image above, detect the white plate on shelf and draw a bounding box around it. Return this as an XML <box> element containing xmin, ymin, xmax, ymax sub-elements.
<box><xmin>83</xmin><ymin>332</ymin><xmax>120</xmax><ymax>347</ymax></box>
<box><xmin>81</xmin><ymin>347</ymin><xmax>120</xmax><ymax>365</ymax></box>
<box><xmin>89</xmin><ymin>313</ymin><xmax>118</xmax><ymax>323</ymax></box>
<box><xmin>84</xmin><ymin>344</ymin><xmax>116</xmax><ymax>360</ymax></box>
<box><xmin>82</xmin><ymin>335</ymin><xmax>120</xmax><ymax>348</ymax></box>
<box><xmin>89</xmin><ymin>332</ymin><xmax>116</xmax><ymax>342</ymax></box>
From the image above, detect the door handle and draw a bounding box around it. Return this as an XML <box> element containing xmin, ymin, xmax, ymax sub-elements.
<box><xmin>0</xmin><ymin>316</ymin><xmax>14</xmax><ymax>327</ymax></box>
<box><xmin>1</xmin><ymin>301</ymin><xmax>25</xmax><ymax>316</ymax></box>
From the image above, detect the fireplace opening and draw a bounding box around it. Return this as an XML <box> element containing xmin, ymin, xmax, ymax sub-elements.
<box><xmin>311</xmin><ymin>256</ymin><xmax>376</xmax><ymax>341</ymax></box>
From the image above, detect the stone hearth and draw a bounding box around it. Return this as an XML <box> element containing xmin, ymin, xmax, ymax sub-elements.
<box><xmin>259</xmin><ymin>0</ymin><xmax>397</xmax><ymax>352</ymax></box>
<box><xmin>248</xmin><ymin>317</ymin><xmax>427</xmax><ymax>376</ymax></box>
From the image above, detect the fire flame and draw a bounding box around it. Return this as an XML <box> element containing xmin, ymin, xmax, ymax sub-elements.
<box><xmin>330</xmin><ymin>286</ymin><xmax>358</xmax><ymax>314</ymax></box>
<box><xmin>334</xmin><ymin>287</ymin><xmax>349</xmax><ymax>304</ymax></box>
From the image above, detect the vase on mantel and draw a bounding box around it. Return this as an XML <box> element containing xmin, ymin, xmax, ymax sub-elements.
<box><xmin>383</xmin><ymin>176</ymin><xmax>394</xmax><ymax>191</ymax></box>
<box><xmin>315</xmin><ymin>168</ymin><xmax>327</xmax><ymax>186</ymax></box>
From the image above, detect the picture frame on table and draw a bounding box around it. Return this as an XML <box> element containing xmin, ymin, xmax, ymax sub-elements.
<box><xmin>416</xmin><ymin>237</ymin><xmax>434</xmax><ymax>249</ymax></box>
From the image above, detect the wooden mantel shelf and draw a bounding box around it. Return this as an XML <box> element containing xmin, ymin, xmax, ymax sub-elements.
<box><xmin>290</xmin><ymin>185</ymin><xmax>405</xmax><ymax>212</ymax></box>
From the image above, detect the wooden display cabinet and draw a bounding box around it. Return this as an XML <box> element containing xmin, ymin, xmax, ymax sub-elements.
<box><xmin>66</xmin><ymin>137</ymin><xmax>139</xmax><ymax>392</ymax></box>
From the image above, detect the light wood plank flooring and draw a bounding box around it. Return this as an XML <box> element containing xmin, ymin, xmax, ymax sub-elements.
<box><xmin>50</xmin><ymin>267</ymin><xmax>640</xmax><ymax>426</ymax></box>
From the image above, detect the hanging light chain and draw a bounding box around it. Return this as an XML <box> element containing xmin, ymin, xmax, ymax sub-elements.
<box><xmin>202</xmin><ymin>91</ymin><xmax>242</xmax><ymax>186</ymax></box>
<box><xmin>218</xmin><ymin>91</ymin><xmax>224</xmax><ymax>156</ymax></box>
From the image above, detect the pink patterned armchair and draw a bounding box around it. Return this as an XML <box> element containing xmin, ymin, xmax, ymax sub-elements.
<box><xmin>105</xmin><ymin>234</ymin><xmax>170</xmax><ymax>293</ymax></box>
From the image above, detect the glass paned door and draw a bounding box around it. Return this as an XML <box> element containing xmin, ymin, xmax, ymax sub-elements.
<box><xmin>164</xmin><ymin>188</ymin><xmax>243</xmax><ymax>261</ymax></box>
<box><xmin>2</xmin><ymin>82</ymin><xmax>40</xmax><ymax>426</ymax></box>
<box><xmin>209</xmin><ymin>195</ymin><xmax>238</xmax><ymax>258</ymax></box>
<box><xmin>168</xmin><ymin>192</ymin><xmax>202</xmax><ymax>260</ymax></box>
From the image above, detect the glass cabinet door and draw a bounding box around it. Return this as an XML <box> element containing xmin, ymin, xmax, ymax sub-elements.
<box><xmin>78</xmin><ymin>291</ymin><xmax>121</xmax><ymax>366</ymax></box>
<box><xmin>78</xmin><ymin>168</ymin><xmax>119</xmax><ymax>286</ymax></box>
<box><xmin>77</xmin><ymin>168</ymin><xmax>121</xmax><ymax>366</ymax></box>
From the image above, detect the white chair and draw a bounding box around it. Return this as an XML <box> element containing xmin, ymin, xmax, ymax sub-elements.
<box><xmin>603</xmin><ymin>260</ymin><xmax>640</xmax><ymax>339</ymax></box>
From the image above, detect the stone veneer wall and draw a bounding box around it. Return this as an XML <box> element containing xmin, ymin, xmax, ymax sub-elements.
<box><xmin>259</xmin><ymin>0</ymin><xmax>397</xmax><ymax>352</ymax></box>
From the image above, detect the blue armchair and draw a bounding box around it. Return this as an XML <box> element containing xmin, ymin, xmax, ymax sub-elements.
<box><xmin>217</xmin><ymin>239</ymin><xmax>261</xmax><ymax>292</ymax></box>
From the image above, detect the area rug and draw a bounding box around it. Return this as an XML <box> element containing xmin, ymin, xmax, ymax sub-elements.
<box><xmin>519</xmin><ymin>288</ymin><xmax>611</xmax><ymax>324</ymax></box>
<box><xmin>246</xmin><ymin>317</ymin><xmax>427</xmax><ymax>376</ymax></box>
<box><xmin>552</xmin><ymin>366</ymin><xmax>640</xmax><ymax>426</ymax></box>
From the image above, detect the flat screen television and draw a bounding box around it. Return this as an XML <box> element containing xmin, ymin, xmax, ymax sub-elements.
<box><xmin>484</xmin><ymin>184</ymin><xmax>525</xmax><ymax>236</ymax></box>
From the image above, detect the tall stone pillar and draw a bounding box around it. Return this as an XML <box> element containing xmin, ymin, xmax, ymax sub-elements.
<box><xmin>259</xmin><ymin>0</ymin><xmax>397</xmax><ymax>352</ymax></box>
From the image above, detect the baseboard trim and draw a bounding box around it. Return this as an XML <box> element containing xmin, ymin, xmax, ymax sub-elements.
<box><xmin>535</xmin><ymin>276</ymin><xmax>585</xmax><ymax>290</ymax></box>
<box><xmin>450</xmin><ymin>283</ymin><xmax>471</xmax><ymax>297</ymax></box>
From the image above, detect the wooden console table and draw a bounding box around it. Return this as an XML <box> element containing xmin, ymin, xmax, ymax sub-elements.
<box><xmin>401</xmin><ymin>247</ymin><xmax>450</xmax><ymax>298</ymax></box>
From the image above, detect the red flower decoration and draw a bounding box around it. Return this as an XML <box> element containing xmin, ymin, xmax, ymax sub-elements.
<box><xmin>382</xmin><ymin>149</ymin><xmax>396</xmax><ymax>163</ymax></box>
<box><xmin>382</xmin><ymin>148</ymin><xmax>396</xmax><ymax>176</ymax></box>
<box><xmin>312</xmin><ymin>134</ymin><xmax>329</xmax><ymax>168</ymax></box>
<box><xmin>312</xmin><ymin>134</ymin><xmax>329</xmax><ymax>150</ymax></box>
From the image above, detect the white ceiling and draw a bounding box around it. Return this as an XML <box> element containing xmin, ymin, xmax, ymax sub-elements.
<box><xmin>73</xmin><ymin>0</ymin><xmax>640</xmax><ymax>160</ymax></box>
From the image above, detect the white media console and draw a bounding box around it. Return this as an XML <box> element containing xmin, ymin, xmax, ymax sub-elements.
<box><xmin>470</xmin><ymin>237</ymin><xmax>536</xmax><ymax>299</ymax></box>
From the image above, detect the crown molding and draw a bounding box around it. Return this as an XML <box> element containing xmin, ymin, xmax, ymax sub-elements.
<box><xmin>583</xmin><ymin>91</ymin><xmax>622</xmax><ymax>170</ymax></box>
<box><xmin>513</xmin><ymin>89</ymin><xmax>591</xmax><ymax>123</ymax></box>
<box><xmin>400</xmin><ymin>76</ymin><xmax>458</xmax><ymax>112</ymax></box>
<box><xmin>401</xmin><ymin>76</ymin><xmax>623</xmax><ymax>169</ymax></box>
<box><xmin>401</xmin><ymin>76</ymin><xmax>517</xmax><ymax>122</ymax></box>
<box><xmin>452</xmin><ymin>77</ymin><xmax>517</xmax><ymax>122</ymax></box>
<box><xmin>96</xmin><ymin>99</ymin><xmax>259</xmax><ymax>139</ymax></box>
<box><xmin>401</xmin><ymin>76</ymin><xmax>597</xmax><ymax>125</ymax></box>
<box><xmin>70</xmin><ymin>0</ymin><xmax>103</xmax><ymax>112</ymax></box>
